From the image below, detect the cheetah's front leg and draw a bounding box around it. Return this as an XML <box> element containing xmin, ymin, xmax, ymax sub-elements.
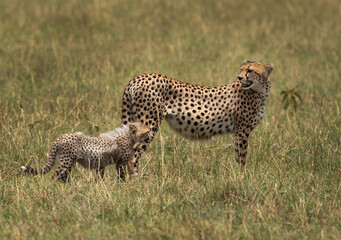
<box><xmin>234</xmin><ymin>128</ymin><xmax>252</xmax><ymax>168</ymax></box>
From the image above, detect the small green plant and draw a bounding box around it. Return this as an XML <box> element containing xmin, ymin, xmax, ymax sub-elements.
<box><xmin>280</xmin><ymin>86</ymin><xmax>302</xmax><ymax>112</ymax></box>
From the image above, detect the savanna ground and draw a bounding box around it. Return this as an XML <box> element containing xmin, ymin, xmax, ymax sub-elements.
<box><xmin>0</xmin><ymin>0</ymin><xmax>340</xmax><ymax>239</ymax></box>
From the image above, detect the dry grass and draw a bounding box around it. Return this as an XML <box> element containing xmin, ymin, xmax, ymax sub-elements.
<box><xmin>0</xmin><ymin>0</ymin><xmax>340</xmax><ymax>239</ymax></box>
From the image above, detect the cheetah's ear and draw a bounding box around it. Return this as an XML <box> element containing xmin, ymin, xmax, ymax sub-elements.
<box><xmin>265</xmin><ymin>63</ymin><xmax>274</xmax><ymax>76</ymax></box>
<box><xmin>128</xmin><ymin>123</ymin><xmax>137</xmax><ymax>134</ymax></box>
<box><xmin>243</xmin><ymin>59</ymin><xmax>255</xmax><ymax>65</ymax></box>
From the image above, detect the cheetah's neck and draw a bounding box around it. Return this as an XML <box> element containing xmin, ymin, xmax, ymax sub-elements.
<box><xmin>261</xmin><ymin>79</ymin><xmax>271</xmax><ymax>102</ymax></box>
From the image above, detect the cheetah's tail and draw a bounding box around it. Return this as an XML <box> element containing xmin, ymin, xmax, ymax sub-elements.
<box><xmin>20</xmin><ymin>144</ymin><xmax>58</xmax><ymax>175</ymax></box>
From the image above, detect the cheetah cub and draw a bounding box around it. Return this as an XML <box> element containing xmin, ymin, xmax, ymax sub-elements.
<box><xmin>21</xmin><ymin>122</ymin><xmax>151</xmax><ymax>182</ymax></box>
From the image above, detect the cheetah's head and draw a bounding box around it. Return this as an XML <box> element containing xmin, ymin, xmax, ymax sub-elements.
<box><xmin>128</xmin><ymin>122</ymin><xmax>152</xmax><ymax>143</ymax></box>
<box><xmin>237</xmin><ymin>60</ymin><xmax>274</xmax><ymax>93</ymax></box>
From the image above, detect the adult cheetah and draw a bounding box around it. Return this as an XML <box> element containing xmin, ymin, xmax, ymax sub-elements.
<box><xmin>121</xmin><ymin>60</ymin><xmax>274</xmax><ymax>177</ymax></box>
<box><xmin>21</xmin><ymin>122</ymin><xmax>151</xmax><ymax>181</ymax></box>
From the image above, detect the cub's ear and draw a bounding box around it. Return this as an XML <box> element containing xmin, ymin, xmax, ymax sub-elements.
<box><xmin>128</xmin><ymin>123</ymin><xmax>137</xmax><ymax>134</ymax></box>
<box><xmin>265</xmin><ymin>63</ymin><xmax>274</xmax><ymax>75</ymax></box>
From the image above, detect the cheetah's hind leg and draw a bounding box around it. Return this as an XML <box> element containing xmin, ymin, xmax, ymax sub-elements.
<box><xmin>127</xmin><ymin>126</ymin><xmax>158</xmax><ymax>179</ymax></box>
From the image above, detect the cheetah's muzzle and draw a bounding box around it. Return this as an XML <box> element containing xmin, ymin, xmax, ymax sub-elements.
<box><xmin>240</xmin><ymin>80</ymin><xmax>253</xmax><ymax>89</ymax></box>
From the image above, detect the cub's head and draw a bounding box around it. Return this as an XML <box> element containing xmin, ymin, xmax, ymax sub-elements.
<box><xmin>237</xmin><ymin>60</ymin><xmax>274</xmax><ymax>94</ymax></box>
<box><xmin>128</xmin><ymin>122</ymin><xmax>151</xmax><ymax>143</ymax></box>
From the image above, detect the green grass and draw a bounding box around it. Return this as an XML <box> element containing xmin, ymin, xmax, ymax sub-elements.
<box><xmin>0</xmin><ymin>0</ymin><xmax>340</xmax><ymax>239</ymax></box>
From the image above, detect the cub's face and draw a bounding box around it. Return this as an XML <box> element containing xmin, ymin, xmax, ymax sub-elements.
<box><xmin>237</xmin><ymin>60</ymin><xmax>274</xmax><ymax>93</ymax></box>
<box><xmin>128</xmin><ymin>122</ymin><xmax>151</xmax><ymax>143</ymax></box>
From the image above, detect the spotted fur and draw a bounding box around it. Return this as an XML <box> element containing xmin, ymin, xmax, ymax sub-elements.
<box><xmin>21</xmin><ymin>122</ymin><xmax>150</xmax><ymax>181</ymax></box>
<box><xmin>121</xmin><ymin>60</ymin><xmax>274</xmax><ymax>176</ymax></box>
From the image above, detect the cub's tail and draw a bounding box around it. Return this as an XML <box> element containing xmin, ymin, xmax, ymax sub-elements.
<box><xmin>21</xmin><ymin>144</ymin><xmax>58</xmax><ymax>175</ymax></box>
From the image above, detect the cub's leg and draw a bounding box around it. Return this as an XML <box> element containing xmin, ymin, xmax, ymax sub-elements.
<box><xmin>96</xmin><ymin>167</ymin><xmax>105</xmax><ymax>180</ymax></box>
<box><xmin>52</xmin><ymin>155</ymin><xmax>76</xmax><ymax>182</ymax></box>
<box><xmin>116</xmin><ymin>164</ymin><xmax>126</xmax><ymax>182</ymax></box>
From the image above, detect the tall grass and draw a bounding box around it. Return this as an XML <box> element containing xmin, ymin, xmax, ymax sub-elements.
<box><xmin>0</xmin><ymin>0</ymin><xmax>340</xmax><ymax>239</ymax></box>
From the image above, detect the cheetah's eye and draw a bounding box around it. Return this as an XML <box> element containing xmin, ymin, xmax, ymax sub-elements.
<box><xmin>247</xmin><ymin>69</ymin><xmax>253</xmax><ymax>73</ymax></box>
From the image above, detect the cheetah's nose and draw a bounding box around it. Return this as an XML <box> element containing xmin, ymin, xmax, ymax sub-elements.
<box><xmin>237</xmin><ymin>76</ymin><xmax>243</xmax><ymax>81</ymax></box>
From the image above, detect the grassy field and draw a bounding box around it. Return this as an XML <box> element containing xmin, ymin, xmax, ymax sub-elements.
<box><xmin>0</xmin><ymin>0</ymin><xmax>340</xmax><ymax>239</ymax></box>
